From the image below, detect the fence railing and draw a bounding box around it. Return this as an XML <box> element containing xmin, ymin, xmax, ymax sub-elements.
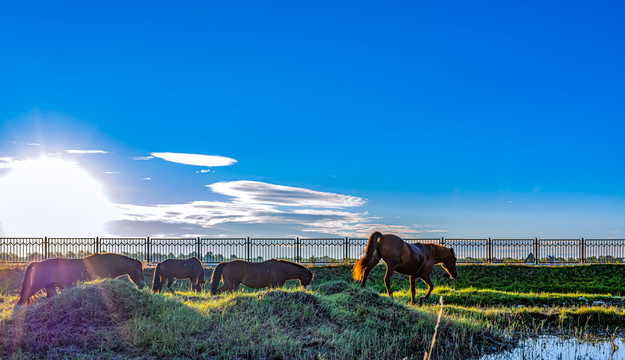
<box><xmin>1</xmin><ymin>237</ymin><xmax>624</xmax><ymax>265</ymax></box>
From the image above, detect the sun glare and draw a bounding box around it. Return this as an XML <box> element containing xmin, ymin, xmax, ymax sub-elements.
<box><xmin>0</xmin><ymin>157</ymin><xmax>118</xmax><ymax>236</ymax></box>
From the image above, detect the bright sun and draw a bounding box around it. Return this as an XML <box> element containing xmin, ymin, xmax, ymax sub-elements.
<box><xmin>0</xmin><ymin>157</ymin><xmax>118</xmax><ymax>236</ymax></box>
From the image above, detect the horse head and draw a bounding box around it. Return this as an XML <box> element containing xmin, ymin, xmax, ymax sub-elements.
<box><xmin>130</xmin><ymin>259</ymin><xmax>146</xmax><ymax>289</ymax></box>
<box><xmin>440</xmin><ymin>247</ymin><xmax>458</xmax><ymax>279</ymax></box>
<box><xmin>301</xmin><ymin>268</ymin><xmax>314</xmax><ymax>289</ymax></box>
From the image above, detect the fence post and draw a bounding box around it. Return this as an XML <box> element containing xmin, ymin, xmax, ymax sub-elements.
<box><xmin>534</xmin><ymin>238</ymin><xmax>539</xmax><ymax>265</ymax></box>
<box><xmin>246</xmin><ymin>237</ymin><xmax>250</xmax><ymax>261</ymax></box>
<box><xmin>95</xmin><ymin>236</ymin><xmax>100</xmax><ymax>254</ymax></box>
<box><xmin>296</xmin><ymin>237</ymin><xmax>301</xmax><ymax>263</ymax></box>
<box><xmin>580</xmin><ymin>238</ymin><xmax>585</xmax><ymax>264</ymax></box>
<box><xmin>345</xmin><ymin>237</ymin><xmax>349</xmax><ymax>263</ymax></box>
<box><xmin>488</xmin><ymin>238</ymin><xmax>492</xmax><ymax>264</ymax></box>
<box><xmin>441</xmin><ymin>237</ymin><xmax>445</xmax><ymax>246</ymax></box>
<box><xmin>44</xmin><ymin>236</ymin><xmax>48</xmax><ymax>259</ymax></box>
<box><xmin>146</xmin><ymin>237</ymin><xmax>150</xmax><ymax>263</ymax></box>
<box><xmin>197</xmin><ymin>236</ymin><xmax>201</xmax><ymax>261</ymax></box>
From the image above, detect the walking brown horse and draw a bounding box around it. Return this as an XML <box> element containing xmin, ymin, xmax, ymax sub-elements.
<box><xmin>210</xmin><ymin>259</ymin><xmax>313</xmax><ymax>295</ymax></box>
<box><xmin>152</xmin><ymin>257</ymin><xmax>206</xmax><ymax>294</ymax></box>
<box><xmin>16</xmin><ymin>253</ymin><xmax>146</xmax><ymax>305</ymax></box>
<box><xmin>352</xmin><ymin>231</ymin><xmax>458</xmax><ymax>305</ymax></box>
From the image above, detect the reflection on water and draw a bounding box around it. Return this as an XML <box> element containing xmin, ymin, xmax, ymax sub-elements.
<box><xmin>480</xmin><ymin>335</ymin><xmax>625</xmax><ymax>360</ymax></box>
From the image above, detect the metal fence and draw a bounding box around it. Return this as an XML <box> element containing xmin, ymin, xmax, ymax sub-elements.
<box><xmin>1</xmin><ymin>237</ymin><xmax>624</xmax><ymax>265</ymax></box>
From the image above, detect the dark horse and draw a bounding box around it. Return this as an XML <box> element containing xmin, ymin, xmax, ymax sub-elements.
<box><xmin>210</xmin><ymin>259</ymin><xmax>313</xmax><ymax>295</ymax></box>
<box><xmin>152</xmin><ymin>257</ymin><xmax>206</xmax><ymax>294</ymax></box>
<box><xmin>352</xmin><ymin>231</ymin><xmax>458</xmax><ymax>305</ymax></box>
<box><xmin>17</xmin><ymin>253</ymin><xmax>146</xmax><ymax>305</ymax></box>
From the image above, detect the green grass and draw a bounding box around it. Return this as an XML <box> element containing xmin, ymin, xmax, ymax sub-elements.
<box><xmin>0</xmin><ymin>263</ymin><xmax>623</xmax><ymax>359</ymax></box>
<box><xmin>0</xmin><ymin>279</ymin><xmax>509</xmax><ymax>359</ymax></box>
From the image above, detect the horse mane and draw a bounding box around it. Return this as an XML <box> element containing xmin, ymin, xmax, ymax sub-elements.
<box><xmin>427</xmin><ymin>243</ymin><xmax>453</xmax><ymax>259</ymax></box>
<box><xmin>275</xmin><ymin>259</ymin><xmax>309</xmax><ymax>271</ymax></box>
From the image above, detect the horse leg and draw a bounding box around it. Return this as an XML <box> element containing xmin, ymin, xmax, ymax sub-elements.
<box><xmin>384</xmin><ymin>264</ymin><xmax>397</xmax><ymax>298</ymax></box>
<box><xmin>215</xmin><ymin>279</ymin><xmax>235</xmax><ymax>294</ymax></box>
<box><xmin>157</xmin><ymin>276</ymin><xmax>165</xmax><ymax>293</ymax></box>
<box><xmin>409</xmin><ymin>276</ymin><xmax>417</xmax><ymax>305</ymax></box>
<box><xmin>45</xmin><ymin>284</ymin><xmax>57</xmax><ymax>298</ymax></box>
<box><xmin>419</xmin><ymin>275</ymin><xmax>434</xmax><ymax>305</ymax></box>
<box><xmin>167</xmin><ymin>277</ymin><xmax>175</xmax><ymax>294</ymax></box>
<box><xmin>361</xmin><ymin>254</ymin><xmax>381</xmax><ymax>288</ymax></box>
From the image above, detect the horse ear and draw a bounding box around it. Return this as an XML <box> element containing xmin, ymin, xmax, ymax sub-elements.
<box><xmin>450</xmin><ymin>247</ymin><xmax>456</xmax><ymax>257</ymax></box>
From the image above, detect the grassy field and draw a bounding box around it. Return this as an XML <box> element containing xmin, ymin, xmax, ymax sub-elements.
<box><xmin>0</xmin><ymin>264</ymin><xmax>624</xmax><ymax>359</ymax></box>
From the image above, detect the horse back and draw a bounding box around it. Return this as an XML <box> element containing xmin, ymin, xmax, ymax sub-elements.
<box><xmin>160</xmin><ymin>257</ymin><xmax>203</xmax><ymax>278</ymax></box>
<box><xmin>377</xmin><ymin>234</ymin><xmax>411</xmax><ymax>263</ymax></box>
<box><xmin>400</xmin><ymin>243</ymin><xmax>435</xmax><ymax>276</ymax></box>
<box><xmin>83</xmin><ymin>253</ymin><xmax>137</xmax><ymax>278</ymax></box>
<box><xmin>18</xmin><ymin>258</ymin><xmax>91</xmax><ymax>304</ymax></box>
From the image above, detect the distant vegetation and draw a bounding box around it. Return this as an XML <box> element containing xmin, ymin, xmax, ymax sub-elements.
<box><xmin>0</xmin><ymin>264</ymin><xmax>623</xmax><ymax>359</ymax></box>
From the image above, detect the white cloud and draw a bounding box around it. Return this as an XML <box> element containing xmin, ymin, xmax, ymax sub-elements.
<box><xmin>112</xmin><ymin>181</ymin><xmax>424</xmax><ymax>238</ymax></box>
<box><xmin>151</xmin><ymin>152</ymin><xmax>237</xmax><ymax>167</ymax></box>
<box><xmin>141</xmin><ymin>177</ymin><xmax>152</xmax><ymax>181</ymax></box>
<box><xmin>208</xmin><ymin>180</ymin><xmax>365</xmax><ymax>208</ymax></box>
<box><xmin>131</xmin><ymin>156</ymin><xmax>154</xmax><ymax>161</ymax></box>
<box><xmin>104</xmin><ymin>171</ymin><xmax>120</xmax><ymax>174</ymax></box>
<box><xmin>427</xmin><ymin>229</ymin><xmax>448</xmax><ymax>233</ymax></box>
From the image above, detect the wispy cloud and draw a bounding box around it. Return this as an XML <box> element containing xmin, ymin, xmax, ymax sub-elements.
<box><xmin>151</xmin><ymin>152</ymin><xmax>237</xmax><ymax>167</ymax></box>
<box><xmin>141</xmin><ymin>177</ymin><xmax>152</xmax><ymax>181</ymax></box>
<box><xmin>208</xmin><ymin>180</ymin><xmax>365</xmax><ymax>208</ymax></box>
<box><xmin>65</xmin><ymin>149</ymin><xmax>110</xmax><ymax>154</ymax></box>
<box><xmin>113</xmin><ymin>180</ymin><xmax>420</xmax><ymax>237</ymax></box>
<box><xmin>131</xmin><ymin>156</ymin><xmax>154</xmax><ymax>161</ymax></box>
<box><xmin>104</xmin><ymin>171</ymin><xmax>120</xmax><ymax>174</ymax></box>
<box><xmin>8</xmin><ymin>141</ymin><xmax>40</xmax><ymax>146</ymax></box>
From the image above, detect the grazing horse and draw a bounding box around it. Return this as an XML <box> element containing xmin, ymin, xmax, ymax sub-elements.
<box><xmin>352</xmin><ymin>231</ymin><xmax>458</xmax><ymax>305</ymax></box>
<box><xmin>152</xmin><ymin>257</ymin><xmax>206</xmax><ymax>294</ymax></box>
<box><xmin>16</xmin><ymin>253</ymin><xmax>146</xmax><ymax>305</ymax></box>
<box><xmin>82</xmin><ymin>253</ymin><xmax>146</xmax><ymax>289</ymax></box>
<box><xmin>16</xmin><ymin>258</ymin><xmax>92</xmax><ymax>305</ymax></box>
<box><xmin>210</xmin><ymin>259</ymin><xmax>313</xmax><ymax>295</ymax></box>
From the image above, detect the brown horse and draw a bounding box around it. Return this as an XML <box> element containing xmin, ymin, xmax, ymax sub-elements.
<box><xmin>16</xmin><ymin>258</ymin><xmax>92</xmax><ymax>305</ymax></box>
<box><xmin>210</xmin><ymin>259</ymin><xmax>313</xmax><ymax>295</ymax></box>
<box><xmin>152</xmin><ymin>257</ymin><xmax>206</xmax><ymax>294</ymax></box>
<box><xmin>16</xmin><ymin>253</ymin><xmax>146</xmax><ymax>305</ymax></box>
<box><xmin>352</xmin><ymin>231</ymin><xmax>458</xmax><ymax>305</ymax></box>
<box><xmin>82</xmin><ymin>253</ymin><xmax>146</xmax><ymax>289</ymax></box>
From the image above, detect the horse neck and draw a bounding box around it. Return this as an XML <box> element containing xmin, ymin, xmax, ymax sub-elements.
<box><xmin>280</xmin><ymin>263</ymin><xmax>306</xmax><ymax>280</ymax></box>
<box><xmin>429</xmin><ymin>244</ymin><xmax>450</xmax><ymax>263</ymax></box>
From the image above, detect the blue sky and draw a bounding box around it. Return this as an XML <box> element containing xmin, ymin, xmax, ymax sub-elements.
<box><xmin>0</xmin><ymin>1</ymin><xmax>623</xmax><ymax>238</ymax></box>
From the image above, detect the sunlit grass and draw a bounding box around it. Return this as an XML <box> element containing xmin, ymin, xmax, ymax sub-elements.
<box><xmin>1</xmin><ymin>264</ymin><xmax>624</xmax><ymax>358</ymax></box>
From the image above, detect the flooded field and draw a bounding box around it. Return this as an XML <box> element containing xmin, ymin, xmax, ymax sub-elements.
<box><xmin>481</xmin><ymin>335</ymin><xmax>625</xmax><ymax>360</ymax></box>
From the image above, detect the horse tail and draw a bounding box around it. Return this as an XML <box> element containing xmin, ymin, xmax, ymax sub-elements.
<box><xmin>16</xmin><ymin>262</ymin><xmax>36</xmax><ymax>305</ymax></box>
<box><xmin>151</xmin><ymin>263</ymin><xmax>162</xmax><ymax>293</ymax></box>
<box><xmin>352</xmin><ymin>231</ymin><xmax>383</xmax><ymax>282</ymax></box>
<box><xmin>210</xmin><ymin>263</ymin><xmax>226</xmax><ymax>295</ymax></box>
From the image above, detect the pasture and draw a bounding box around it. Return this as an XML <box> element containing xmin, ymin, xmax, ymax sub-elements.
<box><xmin>1</xmin><ymin>264</ymin><xmax>624</xmax><ymax>359</ymax></box>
